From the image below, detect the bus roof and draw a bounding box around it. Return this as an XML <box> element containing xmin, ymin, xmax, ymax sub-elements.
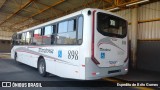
<box><xmin>17</xmin><ymin>8</ymin><xmax>126</xmax><ymax>34</ymax></box>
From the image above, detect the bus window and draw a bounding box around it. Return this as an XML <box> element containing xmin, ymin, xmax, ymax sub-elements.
<box><xmin>58</xmin><ymin>21</ymin><xmax>68</xmax><ymax>33</ymax></box>
<box><xmin>52</xmin><ymin>25</ymin><xmax>56</xmax><ymax>34</ymax></box>
<box><xmin>44</xmin><ymin>26</ymin><xmax>53</xmax><ymax>35</ymax></box>
<box><xmin>97</xmin><ymin>12</ymin><xmax>127</xmax><ymax>38</ymax></box>
<box><xmin>51</xmin><ymin>25</ymin><xmax>56</xmax><ymax>45</ymax></box>
<box><xmin>77</xmin><ymin>16</ymin><xmax>83</xmax><ymax>44</ymax></box>
<box><xmin>43</xmin><ymin>26</ymin><xmax>53</xmax><ymax>45</ymax></box>
<box><xmin>26</xmin><ymin>31</ymin><xmax>33</xmax><ymax>45</ymax></box>
<box><xmin>33</xmin><ymin>29</ymin><xmax>42</xmax><ymax>45</ymax></box>
<box><xmin>17</xmin><ymin>34</ymin><xmax>22</xmax><ymax>45</ymax></box>
<box><xmin>68</xmin><ymin>19</ymin><xmax>76</xmax><ymax>32</ymax></box>
<box><xmin>57</xmin><ymin>19</ymin><xmax>77</xmax><ymax>45</ymax></box>
<box><xmin>20</xmin><ymin>33</ymin><xmax>26</xmax><ymax>45</ymax></box>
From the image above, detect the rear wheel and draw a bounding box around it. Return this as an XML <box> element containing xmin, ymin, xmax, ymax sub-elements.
<box><xmin>38</xmin><ymin>58</ymin><xmax>47</xmax><ymax>77</ymax></box>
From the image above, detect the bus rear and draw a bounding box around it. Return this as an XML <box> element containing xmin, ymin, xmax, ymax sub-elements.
<box><xmin>85</xmin><ymin>9</ymin><xmax>128</xmax><ymax>80</ymax></box>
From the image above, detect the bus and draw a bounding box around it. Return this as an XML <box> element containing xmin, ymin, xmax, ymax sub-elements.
<box><xmin>11</xmin><ymin>8</ymin><xmax>128</xmax><ymax>80</ymax></box>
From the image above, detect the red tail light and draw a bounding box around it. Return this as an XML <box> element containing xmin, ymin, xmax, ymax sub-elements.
<box><xmin>92</xmin><ymin>72</ymin><xmax>96</xmax><ymax>76</ymax></box>
<box><xmin>91</xmin><ymin>10</ymin><xmax>100</xmax><ymax>65</ymax></box>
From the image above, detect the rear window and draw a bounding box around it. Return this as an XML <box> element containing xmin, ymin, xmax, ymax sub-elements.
<box><xmin>97</xmin><ymin>12</ymin><xmax>127</xmax><ymax>38</ymax></box>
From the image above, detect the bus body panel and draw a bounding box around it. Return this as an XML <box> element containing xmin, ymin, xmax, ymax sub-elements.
<box><xmin>53</xmin><ymin>46</ymin><xmax>79</xmax><ymax>79</ymax></box>
<box><xmin>85</xmin><ymin>57</ymin><xmax>128</xmax><ymax>80</ymax></box>
<box><xmin>12</xmin><ymin>45</ymin><xmax>82</xmax><ymax>79</ymax></box>
<box><xmin>78</xmin><ymin>9</ymin><xmax>93</xmax><ymax>80</ymax></box>
<box><xmin>11</xmin><ymin>8</ymin><xmax>128</xmax><ymax>80</ymax></box>
<box><xmin>11</xmin><ymin>46</ymin><xmax>38</xmax><ymax>68</ymax></box>
<box><xmin>94</xmin><ymin>34</ymin><xmax>128</xmax><ymax>67</ymax></box>
<box><xmin>93</xmin><ymin>11</ymin><xmax>128</xmax><ymax>67</ymax></box>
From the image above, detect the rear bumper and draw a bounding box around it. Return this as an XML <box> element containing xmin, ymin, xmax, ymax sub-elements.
<box><xmin>85</xmin><ymin>58</ymin><xmax>128</xmax><ymax>80</ymax></box>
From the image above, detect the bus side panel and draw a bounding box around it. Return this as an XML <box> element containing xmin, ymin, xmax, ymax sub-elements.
<box><xmin>53</xmin><ymin>46</ymin><xmax>80</xmax><ymax>79</ymax></box>
<box><xmin>14</xmin><ymin>46</ymin><xmax>27</xmax><ymax>64</ymax></box>
<box><xmin>45</xmin><ymin>57</ymin><xmax>56</xmax><ymax>75</ymax></box>
<box><xmin>78</xmin><ymin>9</ymin><xmax>93</xmax><ymax>80</ymax></box>
<box><xmin>25</xmin><ymin>47</ymin><xmax>39</xmax><ymax>68</ymax></box>
<box><xmin>12</xmin><ymin>46</ymin><xmax>39</xmax><ymax>68</ymax></box>
<box><xmin>26</xmin><ymin>47</ymin><xmax>43</xmax><ymax>68</ymax></box>
<box><xmin>55</xmin><ymin>61</ymin><xmax>80</xmax><ymax>79</ymax></box>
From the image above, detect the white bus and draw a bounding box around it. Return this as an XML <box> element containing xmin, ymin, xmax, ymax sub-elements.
<box><xmin>11</xmin><ymin>8</ymin><xmax>128</xmax><ymax>80</ymax></box>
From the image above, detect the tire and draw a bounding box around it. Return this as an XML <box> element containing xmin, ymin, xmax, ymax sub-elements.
<box><xmin>14</xmin><ymin>53</ymin><xmax>21</xmax><ymax>64</ymax></box>
<box><xmin>38</xmin><ymin>58</ymin><xmax>47</xmax><ymax>77</ymax></box>
<box><xmin>14</xmin><ymin>53</ymin><xmax>18</xmax><ymax>63</ymax></box>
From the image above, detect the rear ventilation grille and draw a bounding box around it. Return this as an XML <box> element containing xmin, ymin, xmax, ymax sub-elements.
<box><xmin>108</xmin><ymin>70</ymin><xmax>121</xmax><ymax>74</ymax></box>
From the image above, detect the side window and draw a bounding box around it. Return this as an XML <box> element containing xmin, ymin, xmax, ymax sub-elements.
<box><xmin>17</xmin><ymin>34</ymin><xmax>22</xmax><ymax>45</ymax></box>
<box><xmin>15</xmin><ymin>35</ymin><xmax>19</xmax><ymax>45</ymax></box>
<box><xmin>26</xmin><ymin>31</ymin><xmax>33</xmax><ymax>45</ymax></box>
<box><xmin>33</xmin><ymin>28</ymin><xmax>42</xmax><ymax>45</ymax></box>
<box><xmin>53</xmin><ymin>25</ymin><xmax>56</xmax><ymax>34</ymax></box>
<box><xmin>43</xmin><ymin>26</ymin><xmax>53</xmax><ymax>45</ymax></box>
<box><xmin>68</xmin><ymin>19</ymin><xmax>76</xmax><ymax>32</ymax></box>
<box><xmin>51</xmin><ymin>25</ymin><xmax>56</xmax><ymax>45</ymax></box>
<box><xmin>44</xmin><ymin>26</ymin><xmax>53</xmax><ymax>35</ymax></box>
<box><xmin>77</xmin><ymin>16</ymin><xmax>83</xmax><ymax>44</ymax></box>
<box><xmin>20</xmin><ymin>33</ymin><xmax>26</xmax><ymax>45</ymax></box>
<box><xmin>58</xmin><ymin>21</ymin><xmax>68</xmax><ymax>33</ymax></box>
<box><xmin>57</xmin><ymin>19</ymin><xmax>77</xmax><ymax>45</ymax></box>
